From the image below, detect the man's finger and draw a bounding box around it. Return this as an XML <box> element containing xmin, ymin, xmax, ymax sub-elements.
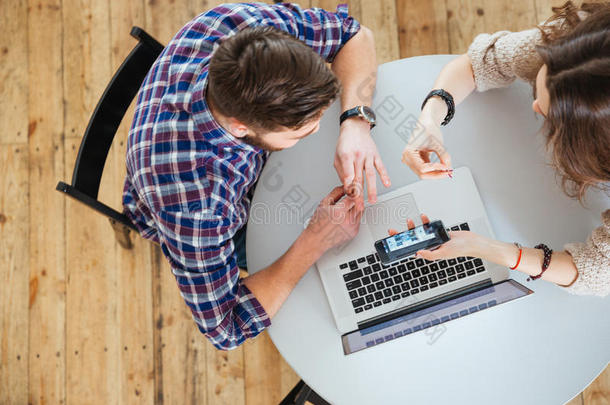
<box><xmin>349</xmin><ymin>204</ymin><xmax>364</xmax><ymax>224</ymax></box>
<box><xmin>374</xmin><ymin>155</ymin><xmax>391</xmax><ymax>187</ymax></box>
<box><xmin>337</xmin><ymin>195</ymin><xmax>356</xmax><ymax>211</ymax></box>
<box><xmin>407</xmin><ymin>218</ymin><xmax>415</xmax><ymax>230</ymax></box>
<box><xmin>388</xmin><ymin>228</ymin><xmax>398</xmax><ymax>236</ymax></box>
<box><xmin>364</xmin><ymin>159</ymin><xmax>377</xmax><ymax>204</ymax></box>
<box><xmin>324</xmin><ymin>185</ymin><xmax>345</xmax><ymax>205</ymax></box>
<box><xmin>340</xmin><ymin>156</ymin><xmax>355</xmax><ymax>189</ymax></box>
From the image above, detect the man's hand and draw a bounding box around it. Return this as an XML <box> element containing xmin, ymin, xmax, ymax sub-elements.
<box><xmin>304</xmin><ymin>185</ymin><xmax>364</xmax><ymax>254</ymax></box>
<box><xmin>334</xmin><ymin>118</ymin><xmax>390</xmax><ymax>204</ymax></box>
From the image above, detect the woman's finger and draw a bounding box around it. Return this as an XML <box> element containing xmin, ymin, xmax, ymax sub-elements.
<box><xmin>407</xmin><ymin>218</ymin><xmax>415</xmax><ymax>230</ymax></box>
<box><xmin>420</xmin><ymin>171</ymin><xmax>453</xmax><ymax>180</ymax></box>
<box><xmin>388</xmin><ymin>228</ymin><xmax>398</xmax><ymax>236</ymax></box>
<box><xmin>401</xmin><ymin>149</ymin><xmax>426</xmax><ymax>176</ymax></box>
<box><xmin>420</xmin><ymin>162</ymin><xmax>450</xmax><ymax>173</ymax></box>
<box><xmin>421</xmin><ymin>214</ymin><xmax>430</xmax><ymax>225</ymax></box>
<box><xmin>436</xmin><ymin>149</ymin><xmax>453</xmax><ymax>169</ymax></box>
<box><xmin>416</xmin><ymin>249</ymin><xmax>442</xmax><ymax>261</ymax></box>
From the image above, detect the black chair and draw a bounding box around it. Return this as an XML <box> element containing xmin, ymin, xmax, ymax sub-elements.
<box><xmin>56</xmin><ymin>27</ymin><xmax>164</xmax><ymax>249</ymax></box>
<box><xmin>57</xmin><ymin>23</ymin><xmax>329</xmax><ymax>405</ymax></box>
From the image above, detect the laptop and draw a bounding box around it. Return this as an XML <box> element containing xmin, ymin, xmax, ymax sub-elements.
<box><xmin>315</xmin><ymin>167</ymin><xmax>533</xmax><ymax>355</ymax></box>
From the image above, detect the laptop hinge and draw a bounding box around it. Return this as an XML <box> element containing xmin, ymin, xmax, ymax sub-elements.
<box><xmin>357</xmin><ymin>278</ymin><xmax>493</xmax><ymax>331</ymax></box>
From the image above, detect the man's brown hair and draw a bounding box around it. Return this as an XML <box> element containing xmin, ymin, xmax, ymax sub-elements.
<box><xmin>207</xmin><ymin>26</ymin><xmax>341</xmax><ymax>132</ymax></box>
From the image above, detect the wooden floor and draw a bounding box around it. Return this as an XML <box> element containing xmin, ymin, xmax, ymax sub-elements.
<box><xmin>0</xmin><ymin>0</ymin><xmax>608</xmax><ymax>404</ymax></box>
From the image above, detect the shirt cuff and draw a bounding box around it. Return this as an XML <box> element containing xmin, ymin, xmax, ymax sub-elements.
<box><xmin>236</xmin><ymin>282</ymin><xmax>272</xmax><ymax>337</ymax></box>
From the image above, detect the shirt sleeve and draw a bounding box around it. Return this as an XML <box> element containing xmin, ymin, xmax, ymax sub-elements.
<box><xmin>467</xmin><ymin>27</ymin><xmax>544</xmax><ymax>91</ymax></box>
<box><xmin>156</xmin><ymin>209</ymin><xmax>271</xmax><ymax>350</ymax></box>
<box><xmin>561</xmin><ymin>209</ymin><xmax>610</xmax><ymax>297</ymax></box>
<box><xmin>275</xmin><ymin>3</ymin><xmax>361</xmax><ymax>63</ymax></box>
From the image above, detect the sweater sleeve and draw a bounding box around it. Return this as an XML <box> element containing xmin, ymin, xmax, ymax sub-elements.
<box><xmin>467</xmin><ymin>27</ymin><xmax>544</xmax><ymax>92</ymax></box>
<box><xmin>561</xmin><ymin>209</ymin><xmax>610</xmax><ymax>297</ymax></box>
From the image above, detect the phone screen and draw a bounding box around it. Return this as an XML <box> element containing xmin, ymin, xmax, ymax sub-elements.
<box><xmin>375</xmin><ymin>220</ymin><xmax>449</xmax><ymax>264</ymax></box>
<box><xmin>384</xmin><ymin>226</ymin><xmax>436</xmax><ymax>252</ymax></box>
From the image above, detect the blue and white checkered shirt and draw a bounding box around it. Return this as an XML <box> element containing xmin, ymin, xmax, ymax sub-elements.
<box><xmin>123</xmin><ymin>2</ymin><xmax>360</xmax><ymax>350</ymax></box>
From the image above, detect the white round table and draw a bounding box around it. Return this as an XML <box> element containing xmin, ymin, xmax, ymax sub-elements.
<box><xmin>247</xmin><ymin>55</ymin><xmax>610</xmax><ymax>405</ymax></box>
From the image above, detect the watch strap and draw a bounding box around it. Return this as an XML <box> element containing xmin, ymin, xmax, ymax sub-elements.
<box><xmin>339</xmin><ymin>106</ymin><xmax>376</xmax><ymax>129</ymax></box>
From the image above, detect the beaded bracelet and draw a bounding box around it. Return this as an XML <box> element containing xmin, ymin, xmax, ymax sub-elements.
<box><xmin>527</xmin><ymin>243</ymin><xmax>553</xmax><ymax>281</ymax></box>
<box><xmin>421</xmin><ymin>89</ymin><xmax>455</xmax><ymax>126</ymax></box>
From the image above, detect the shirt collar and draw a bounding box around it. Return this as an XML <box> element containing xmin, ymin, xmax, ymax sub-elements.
<box><xmin>192</xmin><ymin>72</ymin><xmax>263</xmax><ymax>154</ymax></box>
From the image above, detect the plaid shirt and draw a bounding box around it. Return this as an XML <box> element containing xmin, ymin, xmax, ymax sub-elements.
<box><xmin>123</xmin><ymin>2</ymin><xmax>360</xmax><ymax>350</ymax></box>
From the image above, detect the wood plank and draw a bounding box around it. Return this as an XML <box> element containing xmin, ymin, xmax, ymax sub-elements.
<box><xmin>445</xmin><ymin>0</ymin><xmax>486</xmax><ymax>54</ymax></box>
<box><xmin>396</xmin><ymin>0</ymin><xmax>450</xmax><ymax>57</ymax></box>
<box><xmin>0</xmin><ymin>145</ymin><xmax>30</xmax><ymax>404</ymax></box>
<box><xmin>152</xmin><ymin>246</ymin><xmax>209</xmax><ymax>404</ymax></box>
<box><xmin>534</xmin><ymin>0</ymin><xmax>568</xmax><ymax>24</ymax></box>
<box><xmin>144</xmin><ymin>0</ymin><xmax>197</xmax><ymax>45</ymax></box>
<box><xmin>206</xmin><ymin>343</ymin><xmax>245</xmax><ymax>405</ymax></box>
<box><xmin>116</xmin><ymin>237</ymin><xmax>155</xmax><ymax>405</ymax></box>
<box><xmin>359</xmin><ymin>0</ymin><xmax>399</xmax><ymax>63</ymax></box>
<box><xmin>27</xmin><ymin>0</ymin><xmax>67</xmax><ymax>403</ymax></box>
<box><xmin>0</xmin><ymin>1</ymin><xmax>28</xmax><ymax>144</ymax></box>
<box><xmin>567</xmin><ymin>392</ymin><xmax>585</xmax><ymax>405</ymax></box>
<box><xmin>446</xmin><ymin>0</ymin><xmax>538</xmax><ymax>53</ymax></box>
<box><xmin>481</xmin><ymin>0</ymin><xmax>538</xmax><ymax>34</ymax></box>
<box><xmin>106</xmin><ymin>2</ymin><xmax>156</xmax><ymax>404</ymax></box>
<box><xmin>280</xmin><ymin>356</ymin><xmax>300</xmax><ymax>399</ymax></box>
<box><xmin>244</xmin><ymin>331</ymin><xmax>283</xmax><ymax>405</ymax></box>
<box><xmin>62</xmin><ymin>0</ymin><xmax>113</xmax><ymax>140</ymax></box>
<box><xmin>64</xmin><ymin>135</ymin><xmax>120</xmax><ymax>405</ymax></box>
<box><xmin>62</xmin><ymin>0</ymin><xmax>119</xmax><ymax>402</ymax></box>
<box><xmin>310</xmin><ymin>0</ymin><xmax>361</xmax><ymax>21</ymax></box>
<box><xmin>584</xmin><ymin>365</ymin><xmax>610</xmax><ymax>405</ymax></box>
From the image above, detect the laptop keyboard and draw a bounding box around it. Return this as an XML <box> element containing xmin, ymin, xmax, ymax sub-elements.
<box><xmin>339</xmin><ymin>222</ymin><xmax>487</xmax><ymax>314</ymax></box>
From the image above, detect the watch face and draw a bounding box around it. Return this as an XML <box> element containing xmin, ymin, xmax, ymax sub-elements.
<box><xmin>362</xmin><ymin>106</ymin><xmax>377</xmax><ymax>124</ymax></box>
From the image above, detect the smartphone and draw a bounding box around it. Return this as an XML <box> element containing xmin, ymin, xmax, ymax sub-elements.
<box><xmin>374</xmin><ymin>220</ymin><xmax>450</xmax><ymax>264</ymax></box>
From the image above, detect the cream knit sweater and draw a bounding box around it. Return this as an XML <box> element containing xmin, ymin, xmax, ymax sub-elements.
<box><xmin>467</xmin><ymin>24</ymin><xmax>609</xmax><ymax>297</ymax></box>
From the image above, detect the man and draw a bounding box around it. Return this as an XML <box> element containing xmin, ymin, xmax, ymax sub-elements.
<box><xmin>123</xmin><ymin>2</ymin><xmax>390</xmax><ymax>350</ymax></box>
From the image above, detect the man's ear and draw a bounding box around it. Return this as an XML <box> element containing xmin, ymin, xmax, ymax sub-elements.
<box><xmin>227</xmin><ymin>117</ymin><xmax>249</xmax><ymax>138</ymax></box>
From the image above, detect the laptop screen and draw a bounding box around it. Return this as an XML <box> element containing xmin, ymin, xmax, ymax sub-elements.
<box><xmin>341</xmin><ymin>279</ymin><xmax>533</xmax><ymax>355</ymax></box>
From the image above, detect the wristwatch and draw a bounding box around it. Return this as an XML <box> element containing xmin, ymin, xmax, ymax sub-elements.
<box><xmin>339</xmin><ymin>105</ymin><xmax>377</xmax><ymax>129</ymax></box>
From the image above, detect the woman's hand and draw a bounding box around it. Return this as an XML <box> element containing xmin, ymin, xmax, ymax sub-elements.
<box><xmin>388</xmin><ymin>214</ymin><xmax>487</xmax><ymax>260</ymax></box>
<box><xmin>401</xmin><ymin>111</ymin><xmax>453</xmax><ymax>180</ymax></box>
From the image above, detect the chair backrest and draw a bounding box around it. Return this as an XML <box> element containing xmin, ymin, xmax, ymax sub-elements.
<box><xmin>56</xmin><ymin>27</ymin><xmax>164</xmax><ymax>231</ymax></box>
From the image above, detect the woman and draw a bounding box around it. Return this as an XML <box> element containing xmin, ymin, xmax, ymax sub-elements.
<box><xmin>400</xmin><ymin>1</ymin><xmax>609</xmax><ymax>296</ymax></box>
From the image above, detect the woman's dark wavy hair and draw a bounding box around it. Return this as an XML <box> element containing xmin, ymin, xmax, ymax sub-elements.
<box><xmin>536</xmin><ymin>1</ymin><xmax>610</xmax><ymax>201</ymax></box>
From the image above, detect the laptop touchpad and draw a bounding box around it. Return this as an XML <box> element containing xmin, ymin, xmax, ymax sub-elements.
<box><xmin>364</xmin><ymin>192</ymin><xmax>421</xmax><ymax>242</ymax></box>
